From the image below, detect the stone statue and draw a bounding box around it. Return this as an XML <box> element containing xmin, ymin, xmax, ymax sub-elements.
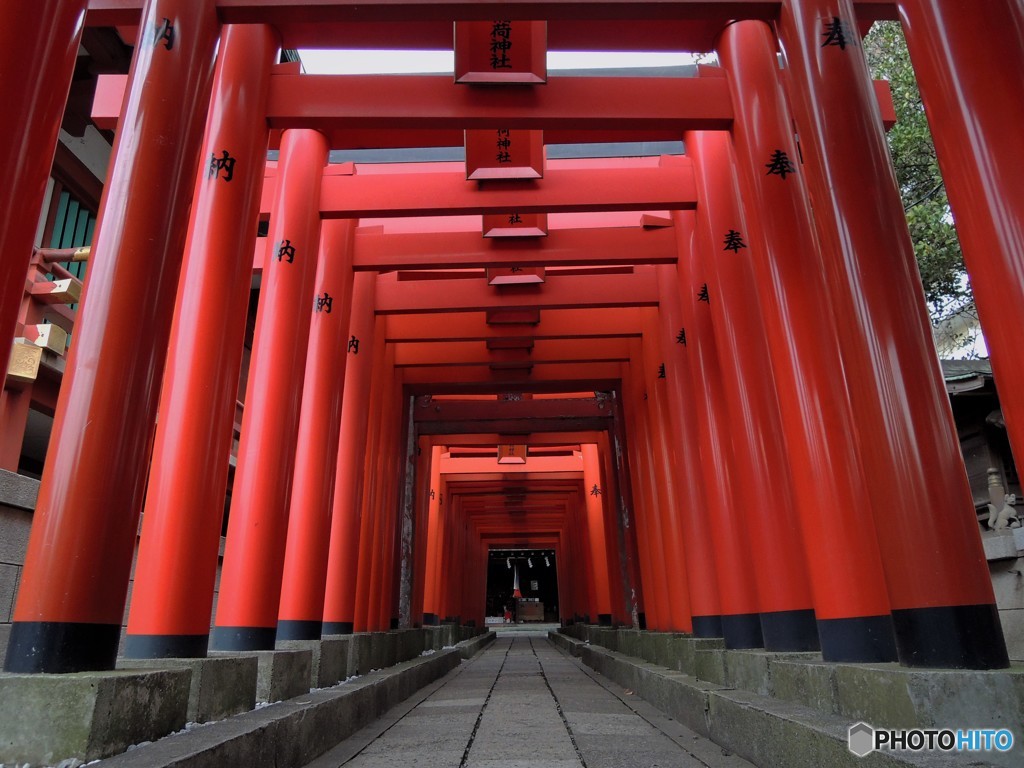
<box><xmin>987</xmin><ymin>468</ymin><xmax>1020</xmax><ymax>529</ymax></box>
<box><xmin>989</xmin><ymin>493</ymin><xmax>1020</xmax><ymax>531</ymax></box>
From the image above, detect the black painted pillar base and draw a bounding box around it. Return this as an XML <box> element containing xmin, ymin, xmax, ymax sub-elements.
<box><xmin>760</xmin><ymin>609</ymin><xmax>820</xmax><ymax>652</ymax></box>
<box><xmin>892</xmin><ymin>603</ymin><xmax>1009</xmax><ymax>669</ymax></box>
<box><xmin>422</xmin><ymin>612</ymin><xmax>439</xmax><ymax>626</ymax></box>
<box><xmin>390</xmin><ymin>617</ymin><xmax>400</xmax><ymax>630</ymax></box>
<box><xmin>276</xmin><ymin>620</ymin><xmax>322</xmax><ymax>642</ymax></box>
<box><xmin>637</xmin><ymin>612</ymin><xmax>647</xmax><ymax>630</ymax></box>
<box><xmin>323</xmin><ymin>621</ymin><xmax>354</xmax><ymax>635</ymax></box>
<box><xmin>817</xmin><ymin>615</ymin><xmax>898</xmax><ymax>663</ymax></box>
<box><xmin>208</xmin><ymin>625</ymin><xmax>276</xmax><ymax>652</ymax></box>
<box><xmin>691</xmin><ymin>614</ymin><xmax>724</xmax><ymax>638</ymax></box>
<box><xmin>4</xmin><ymin>621</ymin><xmax>121</xmax><ymax>673</ymax></box>
<box><xmin>721</xmin><ymin>613</ymin><xmax>764</xmax><ymax>649</ymax></box>
<box><xmin>123</xmin><ymin>633</ymin><xmax>208</xmax><ymax>659</ymax></box>
<box><xmin>598</xmin><ymin>613</ymin><xmax>613</xmax><ymax>627</ymax></box>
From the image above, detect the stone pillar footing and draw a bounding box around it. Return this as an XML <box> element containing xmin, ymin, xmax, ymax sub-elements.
<box><xmin>554</xmin><ymin>626</ymin><xmax>1024</xmax><ymax>767</ymax></box>
<box><xmin>277</xmin><ymin>636</ymin><xmax>352</xmax><ymax>688</ymax></box>
<box><xmin>117</xmin><ymin>654</ymin><xmax>258</xmax><ymax>723</ymax></box>
<box><xmin>210</xmin><ymin>648</ymin><xmax>312</xmax><ymax>703</ymax></box>
<box><xmin>0</xmin><ymin>668</ymin><xmax>191</xmax><ymax>765</ymax></box>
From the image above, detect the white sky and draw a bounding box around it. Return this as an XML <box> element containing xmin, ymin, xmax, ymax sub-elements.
<box><xmin>299</xmin><ymin>49</ymin><xmax>700</xmax><ymax>74</ymax></box>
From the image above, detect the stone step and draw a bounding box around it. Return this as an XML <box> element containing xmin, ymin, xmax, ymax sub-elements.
<box><xmin>95</xmin><ymin>631</ymin><xmax>494</xmax><ymax>768</ymax></box>
<box><xmin>551</xmin><ymin>629</ymin><xmax>1021</xmax><ymax>768</ymax></box>
<box><xmin>0</xmin><ymin>627</ymin><xmax>493</xmax><ymax>767</ymax></box>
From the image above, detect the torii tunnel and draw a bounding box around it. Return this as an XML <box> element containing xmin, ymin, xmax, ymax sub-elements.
<box><xmin>3</xmin><ymin>0</ymin><xmax>1022</xmax><ymax>676</ymax></box>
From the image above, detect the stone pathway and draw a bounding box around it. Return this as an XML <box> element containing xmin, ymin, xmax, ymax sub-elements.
<box><xmin>303</xmin><ymin>633</ymin><xmax>754</xmax><ymax>768</ymax></box>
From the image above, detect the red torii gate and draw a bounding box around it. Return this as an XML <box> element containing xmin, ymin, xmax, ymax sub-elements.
<box><xmin>1</xmin><ymin>0</ymin><xmax>1020</xmax><ymax>677</ymax></box>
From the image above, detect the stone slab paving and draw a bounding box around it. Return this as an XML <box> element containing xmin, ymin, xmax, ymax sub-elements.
<box><xmin>303</xmin><ymin>631</ymin><xmax>755</xmax><ymax>768</ymax></box>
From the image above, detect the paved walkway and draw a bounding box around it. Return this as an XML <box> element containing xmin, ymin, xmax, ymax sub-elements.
<box><xmin>303</xmin><ymin>630</ymin><xmax>754</xmax><ymax>768</ymax></box>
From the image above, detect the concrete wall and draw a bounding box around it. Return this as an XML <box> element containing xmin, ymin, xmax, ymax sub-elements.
<box><xmin>0</xmin><ymin>470</ymin><xmax>37</xmax><ymax>659</ymax></box>
<box><xmin>0</xmin><ymin>503</ymin><xmax>31</xmax><ymax>659</ymax></box>
<box><xmin>984</xmin><ymin>529</ymin><xmax>1024</xmax><ymax>661</ymax></box>
<box><xmin>0</xmin><ymin>468</ymin><xmax>227</xmax><ymax>662</ymax></box>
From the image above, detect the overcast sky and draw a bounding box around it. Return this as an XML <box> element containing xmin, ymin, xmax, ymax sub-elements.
<box><xmin>299</xmin><ymin>49</ymin><xmax>699</xmax><ymax>74</ymax></box>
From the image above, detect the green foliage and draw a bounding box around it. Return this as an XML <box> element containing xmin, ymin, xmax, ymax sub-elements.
<box><xmin>864</xmin><ymin>21</ymin><xmax>973</xmax><ymax>327</ymax></box>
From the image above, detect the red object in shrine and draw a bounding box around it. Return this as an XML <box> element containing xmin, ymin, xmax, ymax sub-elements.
<box><xmin>125</xmin><ymin>23</ymin><xmax>279</xmax><ymax>659</ymax></box>
<box><xmin>454</xmin><ymin>21</ymin><xmax>547</xmax><ymax>84</ymax></box>
<box><xmin>467</xmin><ymin>128</ymin><xmax>544</xmax><ymax>180</ymax></box>
<box><xmin>5</xmin><ymin>0</ymin><xmax>220</xmax><ymax>673</ymax></box>
<box><xmin>277</xmin><ymin>219</ymin><xmax>357</xmax><ymax>641</ymax></box>
<box><xmin>483</xmin><ymin>212</ymin><xmax>548</xmax><ymax>238</ymax></box>
<box><xmin>211</xmin><ymin>128</ymin><xmax>328</xmax><ymax>651</ymax></box>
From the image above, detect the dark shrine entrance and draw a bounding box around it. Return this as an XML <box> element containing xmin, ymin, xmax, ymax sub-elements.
<box><xmin>486</xmin><ymin>548</ymin><xmax>559</xmax><ymax>623</ymax></box>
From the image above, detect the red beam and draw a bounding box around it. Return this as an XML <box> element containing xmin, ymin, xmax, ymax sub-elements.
<box><xmin>310</xmin><ymin>165</ymin><xmax>695</xmax><ymax>218</ymax></box>
<box><xmin>449</xmin><ymin>479</ymin><xmax>581</xmax><ymax>490</ymax></box>
<box><xmin>375</xmin><ymin>270</ymin><xmax>658</xmax><ymax>314</ymax></box>
<box><xmin>87</xmin><ymin>1</ymin><xmax>899</xmax><ymax>29</ymax></box>
<box><xmin>249</xmin><ymin>20</ymin><xmax>733</xmax><ymax>53</ymax></box>
<box><xmin>96</xmin><ymin>72</ymin><xmax>696</xmax><ymax>144</ymax></box>
<box><xmin>427</xmin><ymin>432</ymin><xmax>603</xmax><ymax>447</ymax></box>
<box><xmin>441</xmin><ymin>455</ymin><xmax>583</xmax><ymax>474</ymax></box>
<box><xmin>266</xmin><ymin>75</ymin><xmax>732</xmax><ymax>132</ymax></box>
<box><xmin>399</xmin><ymin>361</ymin><xmax>622</xmax><ymax>390</ymax></box>
<box><xmin>468</xmin><ymin>507</ymin><xmax>571</xmax><ymax>516</ymax></box>
<box><xmin>416</xmin><ymin>396</ymin><xmax>609</xmax><ymax>422</ymax></box>
<box><xmin>418</xmin><ymin>417</ymin><xmax>612</xmax><ymax>436</ymax></box>
<box><xmin>386</xmin><ymin>308</ymin><xmax>646</xmax><ymax>342</ymax></box>
<box><xmin>394</xmin><ymin>338</ymin><xmax>631</xmax><ymax>366</ymax></box>
<box><xmin>466</xmin><ymin>507</ymin><xmax>572</xmax><ymax>517</ymax></box>
<box><xmin>354</xmin><ymin>226</ymin><xmax>676</xmax><ymax>271</ymax></box>
<box><xmin>95</xmin><ymin>74</ymin><xmax>894</xmax><ymax>146</ymax></box>
<box><xmin>277</xmin><ymin>127</ymin><xmax>683</xmax><ymax>151</ymax></box>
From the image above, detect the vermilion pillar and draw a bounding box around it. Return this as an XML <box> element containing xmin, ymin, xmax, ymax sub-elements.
<box><xmin>675</xmin><ymin>213</ymin><xmax>763</xmax><ymax>649</ymax></box>
<box><xmin>125</xmin><ymin>24</ymin><xmax>279</xmax><ymax>659</ymax></box>
<box><xmin>571</xmin><ymin>503</ymin><xmax>594</xmax><ymax>623</ymax></box>
<box><xmin>594</xmin><ymin>435</ymin><xmax>630</xmax><ymax>625</ymax></box>
<box><xmin>686</xmin><ymin>131</ymin><xmax>818</xmax><ymax>652</ymax></box>
<box><xmin>778</xmin><ymin>0</ymin><xmax>1007</xmax><ymax>668</ymax></box>
<box><xmin>322</xmin><ymin>272</ymin><xmax>377</xmax><ymax>635</ymax></box>
<box><xmin>410</xmin><ymin>435</ymin><xmax>432</xmax><ymax>626</ymax></box>
<box><xmin>640</xmin><ymin>312</ymin><xmax>694</xmax><ymax>632</ymax></box>
<box><xmin>655</xmin><ymin>263</ymin><xmax>722</xmax><ymax>637</ymax></box>
<box><xmin>211</xmin><ymin>129</ymin><xmax>329</xmax><ymax>651</ymax></box>
<box><xmin>419</xmin><ymin>445</ymin><xmax>445</xmax><ymax>626</ymax></box>
<box><xmin>436</xmin><ymin>485</ymin><xmax>458</xmax><ymax>622</ymax></box>
<box><xmin>622</xmin><ymin>347</ymin><xmax>669</xmax><ymax>630</ymax></box>
<box><xmin>353</xmin><ymin>320</ymin><xmax>390</xmax><ymax>631</ymax></box>
<box><xmin>582</xmin><ymin>444</ymin><xmax>613</xmax><ymax>624</ymax></box>
<box><xmin>4</xmin><ymin>0</ymin><xmax>219</xmax><ymax>674</ymax></box>
<box><xmin>458</xmin><ymin>536</ymin><xmax>478</xmax><ymax>627</ymax></box>
<box><xmin>450</xmin><ymin>495</ymin><xmax>466</xmax><ymax>624</ymax></box>
<box><xmin>606</xmin><ymin>403</ymin><xmax>645</xmax><ymax>626</ymax></box>
<box><xmin>574</xmin><ymin>488</ymin><xmax>600</xmax><ymax>623</ymax></box>
<box><xmin>395</xmin><ymin>397</ymin><xmax>418</xmax><ymax>629</ymax></box>
<box><xmin>558</xmin><ymin>538</ymin><xmax>574</xmax><ymax>622</ymax></box>
<box><xmin>0</xmin><ymin>0</ymin><xmax>88</xmax><ymax>376</ymax></box>
<box><xmin>373</xmin><ymin>354</ymin><xmax>402</xmax><ymax>630</ymax></box>
<box><xmin>898</xmin><ymin>0</ymin><xmax>1024</xmax><ymax>484</ymax></box>
<box><xmin>718</xmin><ymin>20</ymin><xmax>898</xmax><ymax>661</ymax></box>
<box><xmin>277</xmin><ymin>220</ymin><xmax>357</xmax><ymax>641</ymax></box>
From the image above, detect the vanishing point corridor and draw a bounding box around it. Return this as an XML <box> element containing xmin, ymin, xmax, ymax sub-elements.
<box><xmin>4</xmin><ymin>2</ymin><xmax>1024</xmax><ymax>766</ymax></box>
<box><xmin>303</xmin><ymin>630</ymin><xmax>753</xmax><ymax>768</ymax></box>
